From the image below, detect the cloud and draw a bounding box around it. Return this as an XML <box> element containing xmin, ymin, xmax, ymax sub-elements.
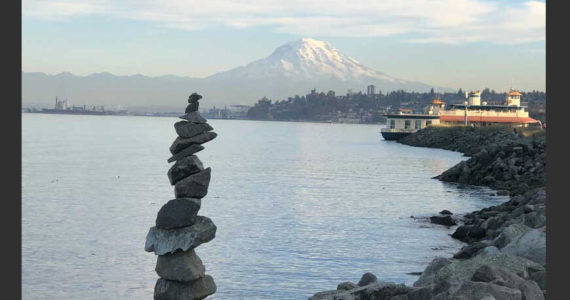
<box><xmin>22</xmin><ymin>0</ymin><xmax>545</xmax><ymax>45</ymax></box>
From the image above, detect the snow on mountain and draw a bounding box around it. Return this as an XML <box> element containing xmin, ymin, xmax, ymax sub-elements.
<box><xmin>209</xmin><ymin>38</ymin><xmax>405</xmax><ymax>83</ymax></box>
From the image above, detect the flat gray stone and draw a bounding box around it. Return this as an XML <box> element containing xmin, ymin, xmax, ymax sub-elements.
<box><xmin>145</xmin><ymin>216</ymin><xmax>216</xmax><ymax>255</ymax></box>
<box><xmin>502</xmin><ymin>227</ymin><xmax>546</xmax><ymax>266</ymax></box>
<box><xmin>156</xmin><ymin>249</ymin><xmax>205</xmax><ymax>282</ymax></box>
<box><xmin>154</xmin><ymin>275</ymin><xmax>216</xmax><ymax>300</ymax></box>
<box><xmin>179</xmin><ymin>112</ymin><xmax>207</xmax><ymax>123</ymax></box>
<box><xmin>174</xmin><ymin>121</ymin><xmax>213</xmax><ymax>139</ymax></box>
<box><xmin>494</xmin><ymin>223</ymin><xmax>532</xmax><ymax>249</ymax></box>
<box><xmin>156</xmin><ymin>198</ymin><xmax>201</xmax><ymax>229</ymax></box>
<box><xmin>170</xmin><ymin>132</ymin><xmax>217</xmax><ymax>155</ymax></box>
<box><xmin>168</xmin><ymin>156</ymin><xmax>204</xmax><ymax>185</ymax></box>
<box><xmin>167</xmin><ymin>144</ymin><xmax>204</xmax><ymax>163</ymax></box>
<box><xmin>174</xmin><ymin>168</ymin><xmax>211</xmax><ymax>199</ymax></box>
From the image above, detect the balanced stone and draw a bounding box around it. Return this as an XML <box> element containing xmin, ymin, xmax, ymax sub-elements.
<box><xmin>185</xmin><ymin>102</ymin><xmax>199</xmax><ymax>113</ymax></box>
<box><xmin>168</xmin><ymin>156</ymin><xmax>204</xmax><ymax>185</ymax></box>
<box><xmin>156</xmin><ymin>198</ymin><xmax>201</xmax><ymax>229</ymax></box>
<box><xmin>174</xmin><ymin>121</ymin><xmax>213</xmax><ymax>138</ymax></box>
<box><xmin>188</xmin><ymin>93</ymin><xmax>203</xmax><ymax>103</ymax></box>
<box><xmin>170</xmin><ymin>132</ymin><xmax>217</xmax><ymax>155</ymax></box>
<box><xmin>174</xmin><ymin>168</ymin><xmax>211</xmax><ymax>198</ymax></box>
<box><xmin>154</xmin><ymin>276</ymin><xmax>216</xmax><ymax>300</ymax></box>
<box><xmin>179</xmin><ymin>111</ymin><xmax>207</xmax><ymax>123</ymax></box>
<box><xmin>145</xmin><ymin>216</ymin><xmax>216</xmax><ymax>255</ymax></box>
<box><xmin>156</xmin><ymin>249</ymin><xmax>205</xmax><ymax>282</ymax></box>
<box><xmin>167</xmin><ymin>144</ymin><xmax>204</xmax><ymax>163</ymax></box>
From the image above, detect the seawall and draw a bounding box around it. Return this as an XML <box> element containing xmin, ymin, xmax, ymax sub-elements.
<box><xmin>308</xmin><ymin>126</ymin><xmax>546</xmax><ymax>300</ymax></box>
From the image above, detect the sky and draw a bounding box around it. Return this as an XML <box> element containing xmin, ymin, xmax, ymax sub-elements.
<box><xmin>22</xmin><ymin>0</ymin><xmax>546</xmax><ymax>92</ymax></box>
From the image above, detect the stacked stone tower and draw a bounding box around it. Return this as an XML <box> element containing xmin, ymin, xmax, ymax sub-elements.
<box><xmin>145</xmin><ymin>93</ymin><xmax>217</xmax><ymax>300</ymax></box>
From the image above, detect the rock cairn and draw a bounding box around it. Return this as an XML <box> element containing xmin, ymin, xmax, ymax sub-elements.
<box><xmin>145</xmin><ymin>93</ymin><xmax>217</xmax><ymax>300</ymax></box>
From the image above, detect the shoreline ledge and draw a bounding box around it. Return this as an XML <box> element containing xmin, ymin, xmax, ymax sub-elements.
<box><xmin>309</xmin><ymin>126</ymin><xmax>546</xmax><ymax>300</ymax></box>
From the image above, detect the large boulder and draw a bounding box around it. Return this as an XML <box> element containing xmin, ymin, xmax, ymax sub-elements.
<box><xmin>167</xmin><ymin>156</ymin><xmax>204</xmax><ymax>185</ymax></box>
<box><xmin>179</xmin><ymin>111</ymin><xmax>207</xmax><ymax>123</ymax></box>
<box><xmin>145</xmin><ymin>216</ymin><xmax>216</xmax><ymax>255</ymax></box>
<box><xmin>493</xmin><ymin>223</ymin><xmax>532</xmax><ymax>249</ymax></box>
<box><xmin>174</xmin><ymin>122</ymin><xmax>213</xmax><ymax>139</ymax></box>
<box><xmin>337</xmin><ymin>282</ymin><xmax>359</xmax><ymax>291</ymax></box>
<box><xmin>154</xmin><ymin>275</ymin><xmax>216</xmax><ymax>300</ymax></box>
<box><xmin>451</xmin><ymin>225</ymin><xmax>486</xmax><ymax>242</ymax></box>
<box><xmin>501</xmin><ymin>227</ymin><xmax>546</xmax><ymax>266</ymax></box>
<box><xmin>472</xmin><ymin>265</ymin><xmax>544</xmax><ymax>300</ymax></box>
<box><xmin>309</xmin><ymin>282</ymin><xmax>409</xmax><ymax>300</ymax></box>
<box><xmin>414</xmin><ymin>251</ymin><xmax>544</xmax><ymax>287</ymax></box>
<box><xmin>174</xmin><ymin>168</ymin><xmax>211</xmax><ymax>199</ymax></box>
<box><xmin>169</xmin><ymin>132</ymin><xmax>217</xmax><ymax>155</ymax></box>
<box><xmin>155</xmin><ymin>249</ymin><xmax>205</xmax><ymax>282</ymax></box>
<box><xmin>167</xmin><ymin>144</ymin><xmax>204</xmax><ymax>163</ymax></box>
<box><xmin>358</xmin><ymin>272</ymin><xmax>379</xmax><ymax>286</ymax></box>
<box><xmin>155</xmin><ymin>198</ymin><xmax>201</xmax><ymax>229</ymax></box>
<box><xmin>430</xmin><ymin>215</ymin><xmax>457</xmax><ymax>226</ymax></box>
<box><xmin>431</xmin><ymin>280</ymin><xmax>522</xmax><ymax>300</ymax></box>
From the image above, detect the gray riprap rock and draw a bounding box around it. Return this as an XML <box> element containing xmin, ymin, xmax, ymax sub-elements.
<box><xmin>432</xmin><ymin>281</ymin><xmax>522</xmax><ymax>300</ymax></box>
<box><xmin>167</xmin><ymin>144</ymin><xmax>204</xmax><ymax>163</ymax></box>
<box><xmin>154</xmin><ymin>275</ymin><xmax>216</xmax><ymax>300</ymax></box>
<box><xmin>337</xmin><ymin>282</ymin><xmax>359</xmax><ymax>291</ymax></box>
<box><xmin>174</xmin><ymin>121</ymin><xmax>213</xmax><ymax>139</ymax></box>
<box><xmin>414</xmin><ymin>252</ymin><xmax>544</xmax><ymax>287</ymax></box>
<box><xmin>472</xmin><ymin>265</ymin><xmax>544</xmax><ymax>300</ymax></box>
<box><xmin>170</xmin><ymin>132</ymin><xmax>217</xmax><ymax>155</ymax></box>
<box><xmin>174</xmin><ymin>168</ymin><xmax>211</xmax><ymax>199</ymax></box>
<box><xmin>430</xmin><ymin>215</ymin><xmax>457</xmax><ymax>226</ymax></box>
<box><xmin>156</xmin><ymin>249</ymin><xmax>205</xmax><ymax>282</ymax></box>
<box><xmin>156</xmin><ymin>198</ymin><xmax>201</xmax><ymax>229</ymax></box>
<box><xmin>529</xmin><ymin>270</ymin><xmax>546</xmax><ymax>290</ymax></box>
<box><xmin>145</xmin><ymin>216</ymin><xmax>216</xmax><ymax>255</ymax></box>
<box><xmin>493</xmin><ymin>223</ymin><xmax>532</xmax><ymax>249</ymax></box>
<box><xmin>358</xmin><ymin>272</ymin><xmax>379</xmax><ymax>286</ymax></box>
<box><xmin>412</xmin><ymin>257</ymin><xmax>451</xmax><ymax>287</ymax></box>
<box><xmin>309</xmin><ymin>282</ymin><xmax>407</xmax><ymax>300</ymax></box>
<box><xmin>179</xmin><ymin>111</ymin><xmax>207</xmax><ymax>123</ymax></box>
<box><xmin>168</xmin><ymin>156</ymin><xmax>204</xmax><ymax>185</ymax></box>
<box><xmin>501</xmin><ymin>227</ymin><xmax>546</xmax><ymax>266</ymax></box>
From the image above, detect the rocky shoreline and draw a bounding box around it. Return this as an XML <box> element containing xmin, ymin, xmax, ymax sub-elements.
<box><xmin>309</xmin><ymin>126</ymin><xmax>546</xmax><ymax>300</ymax></box>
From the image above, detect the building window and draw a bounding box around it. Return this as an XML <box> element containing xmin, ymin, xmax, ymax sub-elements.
<box><xmin>426</xmin><ymin>121</ymin><xmax>432</xmax><ymax>126</ymax></box>
<box><xmin>390</xmin><ymin>120</ymin><xmax>395</xmax><ymax>129</ymax></box>
<box><xmin>405</xmin><ymin>120</ymin><xmax>411</xmax><ymax>129</ymax></box>
<box><xmin>415</xmin><ymin>120</ymin><xmax>421</xmax><ymax>129</ymax></box>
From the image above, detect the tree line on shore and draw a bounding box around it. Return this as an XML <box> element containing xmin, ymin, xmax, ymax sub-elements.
<box><xmin>246</xmin><ymin>88</ymin><xmax>546</xmax><ymax>123</ymax></box>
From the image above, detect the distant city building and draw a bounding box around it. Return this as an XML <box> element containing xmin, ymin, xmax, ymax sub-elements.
<box><xmin>367</xmin><ymin>85</ymin><xmax>376</xmax><ymax>96</ymax></box>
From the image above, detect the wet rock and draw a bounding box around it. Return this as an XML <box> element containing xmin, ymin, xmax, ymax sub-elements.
<box><xmin>174</xmin><ymin>168</ymin><xmax>211</xmax><ymax>199</ymax></box>
<box><xmin>452</xmin><ymin>242</ymin><xmax>487</xmax><ymax>259</ymax></box>
<box><xmin>156</xmin><ymin>198</ymin><xmax>201</xmax><ymax>229</ymax></box>
<box><xmin>358</xmin><ymin>272</ymin><xmax>379</xmax><ymax>286</ymax></box>
<box><xmin>439</xmin><ymin>210</ymin><xmax>453</xmax><ymax>215</ymax></box>
<box><xmin>451</xmin><ymin>225</ymin><xmax>486</xmax><ymax>242</ymax></box>
<box><xmin>167</xmin><ymin>144</ymin><xmax>204</xmax><ymax>163</ymax></box>
<box><xmin>430</xmin><ymin>215</ymin><xmax>457</xmax><ymax>226</ymax></box>
<box><xmin>154</xmin><ymin>275</ymin><xmax>216</xmax><ymax>300</ymax></box>
<box><xmin>167</xmin><ymin>156</ymin><xmax>204</xmax><ymax>185</ymax></box>
<box><xmin>155</xmin><ymin>249</ymin><xmax>205</xmax><ymax>282</ymax></box>
<box><xmin>145</xmin><ymin>216</ymin><xmax>216</xmax><ymax>255</ymax></box>
<box><xmin>174</xmin><ymin>122</ymin><xmax>213</xmax><ymax>139</ymax></box>
<box><xmin>179</xmin><ymin>111</ymin><xmax>207</xmax><ymax>123</ymax></box>
<box><xmin>310</xmin><ymin>282</ymin><xmax>409</xmax><ymax>300</ymax></box>
<box><xmin>169</xmin><ymin>132</ymin><xmax>217</xmax><ymax>155</ymax></box>
<box><xmin>337</xmin><ymin>282</ymin><xmax>359</xmax><ymax>291</ymax></box>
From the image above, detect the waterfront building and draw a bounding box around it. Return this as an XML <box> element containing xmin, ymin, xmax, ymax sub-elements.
<box><xmin>438</xmin><ymin>89</ymin><xmax>540</xmax><ymax>127</ymax></box>
<box><xmin>380</xmin><ymin>109</ymin><xmax>440</xmax><ymax>140</ymax></box>
<box><xmin>367</xmin><ymin>85</ymin><xmax>376</xmax><ymax>96</ymax></box>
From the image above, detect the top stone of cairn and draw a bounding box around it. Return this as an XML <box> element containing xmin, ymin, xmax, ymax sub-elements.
<box><xmin>186</xmin><ymin>93</ymin><xmax>202</xmax><ymax>113</ymax></box>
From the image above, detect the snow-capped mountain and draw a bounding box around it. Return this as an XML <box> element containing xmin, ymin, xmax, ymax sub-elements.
<box><xmin>22</xmin><ymin>38</ymin><xmax>442</xmax><ymax>109</ymax></box>
<box><xmin>209</xmin><ymin>38</ymin><xmax>406</xmax><ymax>83</ymax></box>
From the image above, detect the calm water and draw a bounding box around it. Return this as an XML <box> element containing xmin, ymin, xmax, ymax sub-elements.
<box><xmin>22</xmin><ymin>114</ymin><xmax>506</xmax><ymax>299</ymax></box>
